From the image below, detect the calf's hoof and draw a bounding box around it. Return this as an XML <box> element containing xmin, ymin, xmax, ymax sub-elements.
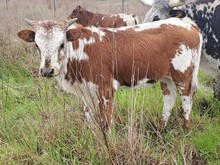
<box><xmin>183</xmin><ymin>119</ymin><xmax>190</xmax><ymax>130</ymax></box>
<box><xmin>157</xmin><ymin>119</ymin><xmax>166</xmax><ymax>132</ymax></box>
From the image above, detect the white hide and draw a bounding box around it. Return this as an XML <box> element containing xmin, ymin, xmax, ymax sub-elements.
<box><xmin>67</xmin><ymin>38</ymin><xmax>92</xmax><ymax>61</ymax></box>
<box><xmin>160</xmin><ymin>78</ymin><xmax>177</xmax><ymax>123</ymax></box>
<box><xmin>118</xmin><ymin>13</ymin><xmax>139</xmax><ymax>26</ymax></box>
<box><xmin>34</xmin><ymin>22</ymin><xmax>65</xmax><ymax>72</ymax></box>
<box><xmin>171</xmin><ymin>44</ymin><xmax>193</xmax><ymax>73</ymax></box>
<box><xmin>112</xmin><ymin>79</ymin><xmax>120</xmax><ymax>91</ymax></box>
<box><xmin>108</xmin><ymin>17</ymin><xmax>194</xmax><ymax>32</ymax></box>
<box><xmin>180</xmin><ymin>96</ymin><xmax>192</xmax><ymax>120</ymax></box>
<box><xmin>85</xmin><ymin>26</ymin><xmax>106</xmax><ymax>41</ymax></box>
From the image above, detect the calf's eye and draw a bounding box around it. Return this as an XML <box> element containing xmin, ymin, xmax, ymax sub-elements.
<box><xmin>60</xmin><ymin>43</ymin><xmax>64</xmax><ymax>49</ymax></box>
<box><xmin>153</xmin><ymin>15</ymin><xmax>160</xmax><ymax>21</ymax></box>
<box><xmin>35</xmin><ymin>44</ymin><xmax>39</xmax><ymax>49</ymax></box>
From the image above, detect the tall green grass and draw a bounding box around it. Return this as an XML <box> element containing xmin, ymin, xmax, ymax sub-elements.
<box><xmin>1</xmin><ymin>45</ymin><xmax>220</xmax><ymax>164</ymax></box>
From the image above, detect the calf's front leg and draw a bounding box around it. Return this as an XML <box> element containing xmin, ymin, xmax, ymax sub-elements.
<box><xmin>98</xmin><ymin>85</ymin><xmax>115</xmax><ymax>129</ymax></box>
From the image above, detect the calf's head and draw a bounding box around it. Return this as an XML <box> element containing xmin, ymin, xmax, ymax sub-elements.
<box><xmin>140</xmin><ymin>0</ymin><xmax>187</xmax><ymax>22</ymax></box>
<box><xmin>68</xmin><ymin>5</ymin><xmax>85</xmax><ymax>23</ymax></box>
<box><xmin>17</xmin><ymin>18</ymin><xmax>80</xmax><ymax>77</ymax></box>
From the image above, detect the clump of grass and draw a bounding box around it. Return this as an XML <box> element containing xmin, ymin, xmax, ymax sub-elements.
<box><xmin>193</xmin><ymin>125</ymin><xmax>220</xmax><ymax>162</ymax></box>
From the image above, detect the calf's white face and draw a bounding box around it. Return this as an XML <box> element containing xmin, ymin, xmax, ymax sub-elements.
<box><xmin>17</xmin><ymin>19</ymin><xmax>78</xmax><ymax>77</ymax></box>
<box><xmin>35</xmin><ymin>24</ymin><xmax>66</xmax><ymax>77</ymax></box>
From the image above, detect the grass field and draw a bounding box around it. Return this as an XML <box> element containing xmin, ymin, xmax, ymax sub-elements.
<box><xmin>0</xmin><ymin>0</ymin><xmax>220</xmax><ymax>164</ymax></box>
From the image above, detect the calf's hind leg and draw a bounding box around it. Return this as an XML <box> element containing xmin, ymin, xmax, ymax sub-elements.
<box><xmin>176</xmin><ymin>77</ymin><xmax>197</xmax><ymax>130</ymax></box>
<box><xmin>158</xmin><ymin>78</ymin><xmax>177</xmax><ymax>131</ymax></box>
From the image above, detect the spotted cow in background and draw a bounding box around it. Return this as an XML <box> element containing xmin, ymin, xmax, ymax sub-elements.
<box><xmin>17</xmin><ymin>17</ymin><xmax>202</xmax><ymax>130</ymax></box>
<box><xmin>140</xmin><ymin>0</ymin><xmax>220</xmax><ymax>99</ymax></box>
<box><xmin>68</xmin><ymin>5</ymin><xmax>139</xmax><ymax>27</ymax></box>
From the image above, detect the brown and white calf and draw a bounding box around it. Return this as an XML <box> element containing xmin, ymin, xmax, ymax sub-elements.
<box><xmin>17</xmin><ymin>17</ymin><xmax>202</xmax><ymax>130</ymax></box>
<box><xmin>68</xmin><ymin>5</ymin><xmax>139</xmax><ymax>27</ymax></box>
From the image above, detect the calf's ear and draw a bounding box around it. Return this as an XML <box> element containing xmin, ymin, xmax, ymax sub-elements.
<box><xmin>169</xmin><ymin>9</ymin><xmax>186</xmax><ymax>18</ymax></box>
<box><xmin>66</xmin><ymin>29</ymin><xmax>81</xmax><ymax>41</ymax></box>
<box><xmin>77</xmin><ymin>5</ymin><xmax>83</xmax><ymax>12</ymax></box>
<box><xmin>17</xmin><ymin>30</ymin><xmax>35</xmax><ymax>42</ymax></box>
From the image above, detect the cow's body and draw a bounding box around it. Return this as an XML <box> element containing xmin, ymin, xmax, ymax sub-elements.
<box><xmin>68</xmin><ymin>5</ymin><xmax>139</xmax><ymax>27</ymax></box>
<box><xmin>140</xmin><ymin>0</ymin><xmax>220</xmax><ymax>98</ymax></box>
<box><xmin>17</xmin><ymin>17</ymin><xmax>202</xmax><ymax>130</ymax></box>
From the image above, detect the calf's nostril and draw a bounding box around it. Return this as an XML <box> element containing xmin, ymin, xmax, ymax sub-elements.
<box><xmin>50</xmin><ymin>68</ymin><xmax>54</xmax><ymax>75</ymax></box>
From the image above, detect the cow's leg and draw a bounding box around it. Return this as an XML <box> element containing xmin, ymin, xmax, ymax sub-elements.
<box><xmin>176</xmin><ymin>79</ymin><xmax>197</xmax><ymax>130</ymax></box>
<box><xmin>180</xmin><ymin>95</ymin><xmax>192</xmax><ymax>130</ymax></box>
<box><xmin>98</xmin><ymin>96</ymin><xmax>113</xmax><ymax>129</ymax></box>
<box><xmin>98</xmin><ymin>84</ymin><xmax>115</xmax><ymax>129</ymax></box>
<box><xmin>213</xmin><ymin>74</ymin><xmax>220</xmax><ymax>100</ymax></box>
<box><xmin>159</xmin><ymin>78</ymin><xmax>177</xmax><ymax>131</ymax></box>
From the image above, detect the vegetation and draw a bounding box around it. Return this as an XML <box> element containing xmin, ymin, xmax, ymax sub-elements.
<box><xmin>0</xmin><ymin>0</ymin><xmax>219</xmax><ymax>164</ymax></box>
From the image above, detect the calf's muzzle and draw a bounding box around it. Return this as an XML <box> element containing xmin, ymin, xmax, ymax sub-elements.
<box><xmin>40</xmin><ymin>68</ymin><xmax>54</xmax><ymax>77</ymax></box>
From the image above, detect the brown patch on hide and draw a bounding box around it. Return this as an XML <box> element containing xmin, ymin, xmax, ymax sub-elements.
<box><xmin>40</xmin><ymin>21</ymin><xmax>57</xmax><ymax>31</ymax></box>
